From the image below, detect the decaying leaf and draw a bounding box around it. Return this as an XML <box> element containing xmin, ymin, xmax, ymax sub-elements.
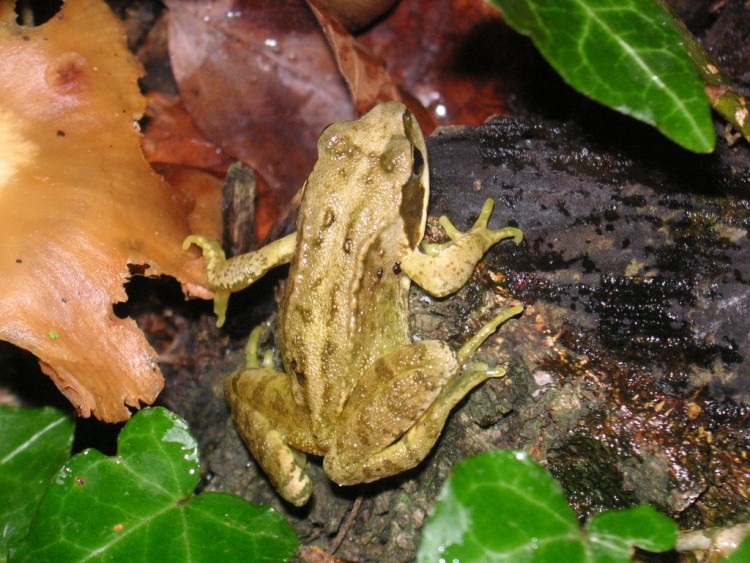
<box><xmin>165</xmin><ymin>0</ymin><xmax>354</xmax><ymax>207</ymax></box>
<box><xmin>141</xmin><ymin>93</ymin><xmax>273</xmax><ymax>240</ymax></box>
<box><xmin>307</xmin><ymin>0</ymin><xmax>436</xmax><ymax>134</ymax></box>
<box><xmin>0</xmin><ymin>0</ymin><xmax>211</xmax><ymax>422</ymax></box>
<box><xmin>141</xmin><ymin>92</ymin><xmax>236</xmax><ymax>177</ymax></box>
<box><xmin>359</xmin><ymin>0</ymin><xmax>513</xmax><ymax>126</ymax></box>
<box><xmin>307</xmin><ymin>0</ymin><xmax>400</xmax><ymax>112</ymax></box>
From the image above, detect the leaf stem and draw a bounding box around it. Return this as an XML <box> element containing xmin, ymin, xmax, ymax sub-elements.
<box><xmin>654</xmin><ymin>0</ymin><xmax>750</xmax><ymax>143</ymax></box>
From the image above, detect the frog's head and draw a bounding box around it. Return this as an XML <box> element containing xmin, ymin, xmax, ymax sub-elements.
<box><xmin>314</xmin><ymin>102</ymin><xmax>430</xmax><ymax>248</ymax></box>
<box><xmin>355</xmin><ymin>102</ymin><xmax>430</xmax><ymax>249</ymax></box>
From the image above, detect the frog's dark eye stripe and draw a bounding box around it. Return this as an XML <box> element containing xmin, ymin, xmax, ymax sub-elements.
<box><xmin>412</xmin><ymin>147</ymin><xmax>424</xmax><ymax>177</ymax></box>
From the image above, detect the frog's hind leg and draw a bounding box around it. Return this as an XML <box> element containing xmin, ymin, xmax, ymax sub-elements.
<box><xmin>225</xmin><ymin>368</ymin><xmax>319</xmax><ymax>507</ymax></box>
<box><xmin>324</xmin><ymin>306</ymin><xmax>522</xmax><ymax>487</ymax></box>
<box><xmin>323</xmin><ymin>340</ymin><xmax>498</xmax><ymax>486</ymax></box>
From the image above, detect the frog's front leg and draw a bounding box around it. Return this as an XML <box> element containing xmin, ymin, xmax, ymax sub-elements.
<box><xmin>225</xmin><ymin>366</ymin><xmax>320</xmax><ymax>507</ymax></box>
<box><xmin>184</xmin><ymin>232</ymin><xmax>297</xmax><ymax>326</ymax></box>
<box><xmin>323</xmin><ymin>338</ymin><xmax>505</xmax><ymax>486</ymax></box>
<box><xmin>402</xmin><ymin>198</ymin><xmax>523</xmax><ymax>298</ymax></box>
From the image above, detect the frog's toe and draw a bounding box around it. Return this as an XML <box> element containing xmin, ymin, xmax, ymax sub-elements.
<box><xmin>472</xmin><ymin>198</ymin><xmax>496</xmax><ymax>229</ymax></box>
<box><xmin>438</xmin><ymin>215</ymin><xmax>462</xmax><ymax>240</ymax></box>
<box><xmin>182</xmin><ymin>234</ymin><xmax>200</xmax><ymax>251</ymax></box>
<box><xmin>183</xmin><ymin>234</ymin><xmax>209</xmax><ymax>251</ymax></box>
<box><xmin>264</xmin><ymin>441</ymin><xmax>313</xmax><ymax>506</ymax></box>
<box><xmin>183</xmin><ymin>235</ymin><xmax>226</xmax><ymax>259</ymax></box>
<box><xmin>457</xmin><ymin>304</ymin><xmax>523</xmax><ymax>364</ymax></box>
<box><xmin>212</xmin><ymin>289</ymin><xmax>230</xmax><ymax>328</ymax></box>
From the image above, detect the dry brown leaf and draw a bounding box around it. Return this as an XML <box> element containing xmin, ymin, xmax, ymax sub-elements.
<box><xmin>142</xmin><ymin>92</ymin><xmax>236</xmax><ymax>176</ymax></box>
<box><xmin>307</xmin><ymin>0</ymin><xmax>400</xmax><ymax>112</ymax></box>
<box><xmin>159</xmin><ymin>166</ymin><xmax>224</xmax><ymax>242</ymax></box>
<box><xmin>142</xmin><ymin>93</ymin><xmax>278</xmax><ymax>240</ymax></box>
<box><xmin>165</xmin><ymin>0</ymin><xmax>354</xmax><ymax>207</ymax></box>
<box><xmin>307</xmin><ymin>0</ymin><xmax>434</xmax><ymax>134</ymax></box>
<box><xmin>359</xmin><ymin>0</ymin><xmax>514</xmax><ymax>125</ymax></box>
<box><xmin>0</xmin><ymin>0</ymin><xmax>210</xmax><ymax>422</ymax></box>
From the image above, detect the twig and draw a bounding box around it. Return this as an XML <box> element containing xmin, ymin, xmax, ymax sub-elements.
<box><xmin>330</xmin><ymin>496</ymin><xmax>363</xmax><ymax>555</ymax></box>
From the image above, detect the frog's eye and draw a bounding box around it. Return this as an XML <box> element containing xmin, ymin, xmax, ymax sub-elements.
<box><xmin>412</xmin><ymin>147</ymin><xmax>424</xmax><ymax>177</ymax></box>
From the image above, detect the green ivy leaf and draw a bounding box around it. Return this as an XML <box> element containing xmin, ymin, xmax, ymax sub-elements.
<box><xmin>586</xmin><ymin>505</ymin><xmax>678</xmax><ymax>562</ymax></box>
<box><xmin>418</xmin><ymin>450</ymin><xmax>677</xmax><ymax>562</ymax></box>
<box><xmin>487</xmin><ymin>0</ymin><xmax>715</xmax><ymax>153</ymax></box>
<box><xmin>9</xmin><ymin>407</ymin><xmax>298</xmax><ymax>562</ymax></box>
<box><xmin>418</xmin><ymin>450</ymin><xmax>584</xmax><ymax>561</ymax></box>
<box><xmin>726</xmin><ymin>535</ymin><xmax>750</xmax><ymax>563</ymax></box>
<box><xmin>0</xmin><ymin>406</ymin><xmax>74</xmax><ymax>557</ymax></box>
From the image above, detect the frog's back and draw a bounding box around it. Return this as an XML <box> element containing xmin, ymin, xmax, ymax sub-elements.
<box><xmin>280</xmin><ymin>103</ymin><xmax>427</xmax><ymax>441</ymax></box>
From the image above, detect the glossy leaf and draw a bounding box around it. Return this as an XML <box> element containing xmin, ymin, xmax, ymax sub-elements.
<box><xmin>487</xmin><ymin>0</ymin><xmax>715</xmax><ymax>153</ymax></box>
<box><xmin>0</xmin><ymin>407</ymin><xmax>74</xmax><ymax>556</ymax></box>
<box><xmin>9</xmin><ymin>407</ymin><xmax>298</xmax><ymax>562</ymax></box>
<box><xmin>418</xmin><ymin>450</ymin><xmax>584</xmax><ymax>561</ymax></box>
<box><xmin>418</xmin><ymin>450</ymin><xmax>678</xmax><ymax>562</ymax></box>
<box><xmin>726</xmin><ymin>535</ymin><xmax>750</xmax><ymax>563</ymax></box>
<box><xmin>586</xmin><ymin>505</ymin><xmax>678</xmax><ymax>561</ymax></box>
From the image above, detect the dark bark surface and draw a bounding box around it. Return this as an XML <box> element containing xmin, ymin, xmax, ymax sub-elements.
<box><xmin>428</xmin><ymin>116</ymin><xmax>750</xmax><ymax>530</ymax></box>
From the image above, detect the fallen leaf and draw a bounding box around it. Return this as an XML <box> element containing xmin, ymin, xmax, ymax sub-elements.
<box><xmin>307</xmin><ymin>0</ymin><xmax>400</xmax><ymax>112</ymax></box>
<box><xmin>0</xmin><ymin>0</ymin><xmax>209</xmax><ymax>422</ymax></box>
<box><xmin>142</xmin><ymin>92</ymin><xmax>235</xmax><ymax>176</ymax></box>
<box><xmin>359</xmin><ymin>0</ymin><xmax>515</xmax><ymax>125</ymax></box>
<box><xmin>142</xmin><ymin>93</ymin><xmax>277</xmax><ymax>240</ymax></box>
<box><xmin>306</xmin><ymin>0</ymin><xmax>435</xmax><ymax>133</ymax></box>
<box><xmin>158</xmin><ymin>166</ymin><xmax>224</xmax><ymax>242</ymax></box>
<box><xmin>165</xmin><ymin>0</ymin><xmax>354</xmax><ymax>207</ymax></box>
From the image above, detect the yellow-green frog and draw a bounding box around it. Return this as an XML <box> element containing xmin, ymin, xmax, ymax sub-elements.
<box><xmin>184</xmin><ymin>102</ymin><xmax>523</xmax><ymax>506</ymax></box>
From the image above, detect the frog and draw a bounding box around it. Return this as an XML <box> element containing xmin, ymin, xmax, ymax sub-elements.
<box><xmin>184</xmin><ymin>101</ymin><xmax>523</xmax><ymax>506</ymax></box>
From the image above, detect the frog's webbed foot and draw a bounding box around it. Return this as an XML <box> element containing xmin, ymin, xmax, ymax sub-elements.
<box><xmin>184</xmin><ymin>232</ymin><xmax>297</xmax><ymax>327</ymax></box>
<box><xmin>453</xmin><ymin>304</ymin><xmax>523</xmax><ymax>395</ymax></box>
<box><xmin>422</xmin><ymin>198</ymin><xmax>523</xmax><ymax>256</ymax></box>
<box><xmin>405</xmin><ymin>199</ymin><xmax>523</xmax><ymax>298</ymax></box>
<box><xmin>324</xmin><ymin>305</ymin><xmax>522</xmax><ymax>487</ymax></box>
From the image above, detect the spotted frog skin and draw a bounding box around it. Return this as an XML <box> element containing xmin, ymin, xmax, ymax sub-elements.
<box><xmin>184</xmin><ymin>102</ymin><xmax>523</xmax><ymax>506</ymax></box>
